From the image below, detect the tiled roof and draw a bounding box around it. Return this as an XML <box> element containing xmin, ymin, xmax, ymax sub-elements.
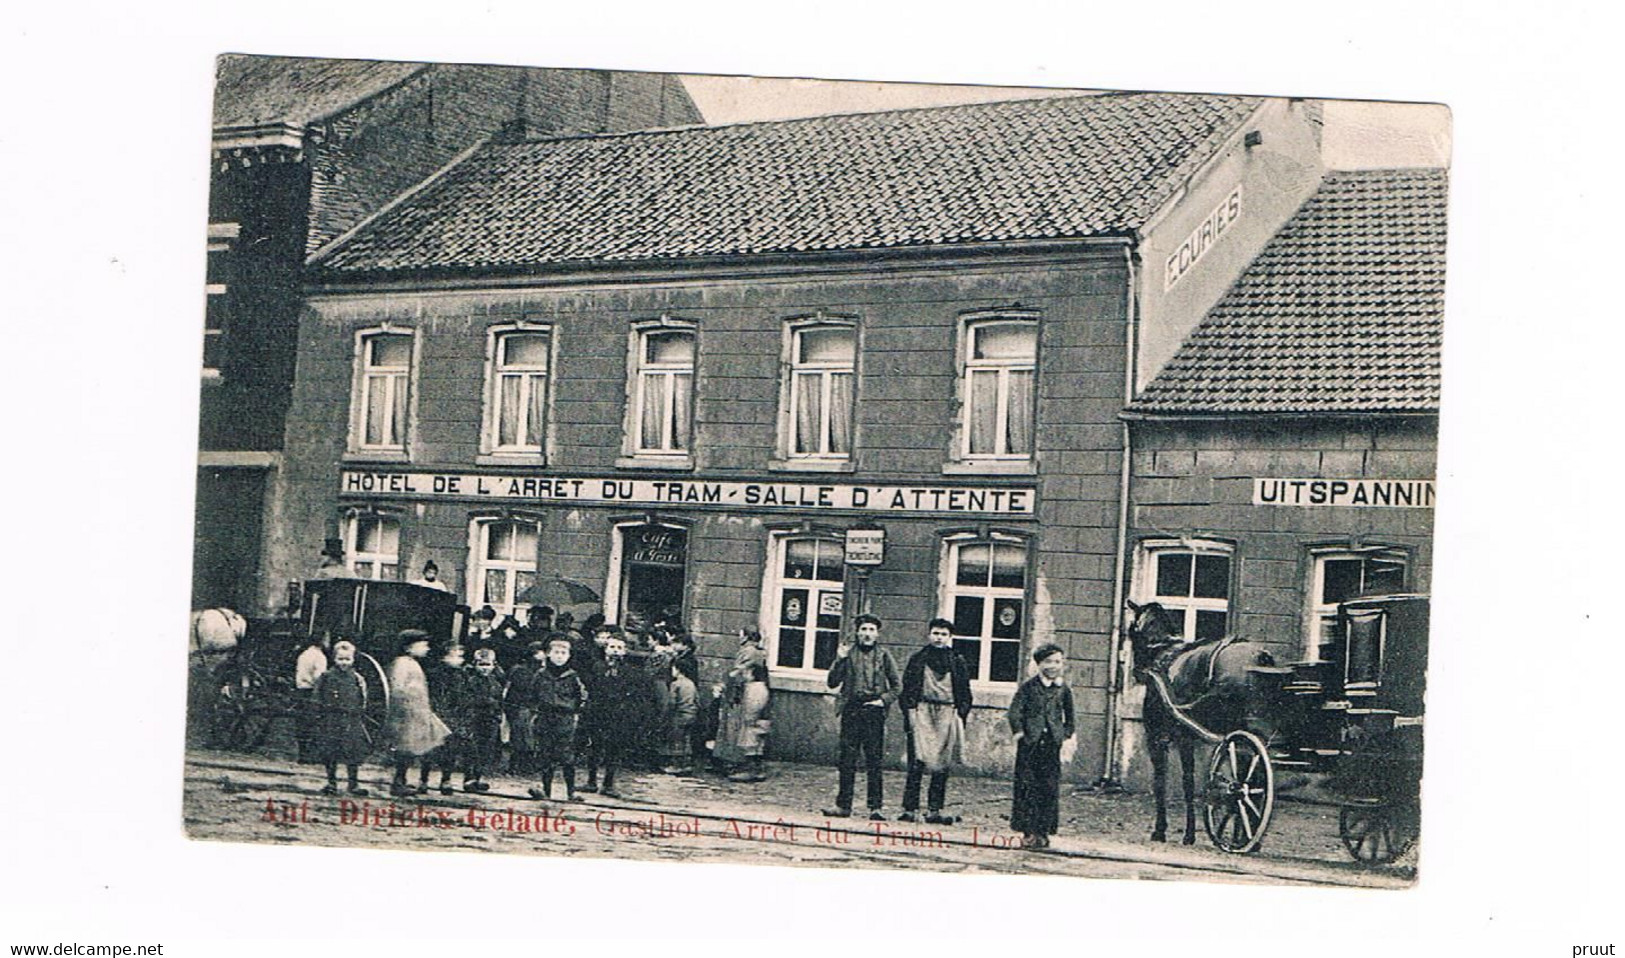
<box><xmin>213</xmin><ymin>54</ymin><xmax>426</xmax><ymax>129</ymax></box>
<box><xmin>311</xmin><ymin>93</ymin><xmax>1260</xmax><ymax>272</ymax></box>
<box><xmin>1129</xmin><ymin>168</ymin><xmax>1448</xmax><ymax>416</ymax></box>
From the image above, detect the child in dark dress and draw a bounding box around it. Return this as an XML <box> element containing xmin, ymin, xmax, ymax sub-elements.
<box><xmin>527</xmin><ymin>634</ymin><xmax>588</xmax><ymax>803</ymax></box>
<box><xmin>582</xmin><ymin>634</ymin><xmax>638</xmax><ymax>798</ymax></box>
<box><xmin>312</xmin><ymin>640</ymin><xmax>371</xmax><ymax>796</ymax></box>
<box><xmin>424</xmin><ymin>643</ymin><xmax>468</xmax><ymax>795</ymax></box>
<box><xmin>1007</xmin><ymin>643</ymin><xmax>1075</xmax><ymax>849</ymax></box>
<box><xmin>461</xmin><ymin>647</ymin><xmax>504</xmax><ymax>792</ymax></box>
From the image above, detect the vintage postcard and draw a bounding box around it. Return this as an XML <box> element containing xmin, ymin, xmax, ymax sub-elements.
<box><xmin>185</xmin><ymin>53</ymin><xmax>1449</xmax><ymax>888</ymax></box>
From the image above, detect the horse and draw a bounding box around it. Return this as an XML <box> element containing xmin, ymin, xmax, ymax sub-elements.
<box><xmin>1125</xmin><ymin>600</ymin><xmax>1276</xmax><ymax>844</ymax></box>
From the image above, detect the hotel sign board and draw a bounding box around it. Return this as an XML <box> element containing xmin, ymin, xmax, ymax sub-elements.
<box><xmin>1164</xmin><ymin>185</ymin><xmax>1243</xmax><ymax>291</ymax></box>
<box><xmin>341</xmin><ymin>470</ymin><xmax>1037</xmax><ymax>518</ymax></box>
<box><xmin>1253</xmin><ymin>478</ymin><xmax>1435</xmax><ymax>509</ymax></box>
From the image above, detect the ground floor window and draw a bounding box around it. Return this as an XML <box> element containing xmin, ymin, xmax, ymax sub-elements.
<box><xmin>1135</xmin><ymin>539</ymin><xmax>1233</xmax><ymax>642</ymax></box>
<box><xmin>345</xmin><ymin>514</ymin><xmax>400</xmax><ymax>581</ymax></box>
<box><xmin>1307</xmin><ymin>548</ymin><xmax>1407</xmax><ymax>661</ymax></box>
<box><xmin>470</xmin><ymin>518</ymin><xmax>540</xmax><ymax>618</ymax></box>
<box><xmin>610</xmin><ymin>522</ymin><xmax>688</xmax><ymax>632</ymax></box>
<box><xmin>941</xmin><ymin>534</ymin><xmax>1028</xmax><ymax>683</ymax></box>
<box><xmin>765</xmin><ymin>534</ymin><xmax>846</xmax><ymax>670</ymax></box>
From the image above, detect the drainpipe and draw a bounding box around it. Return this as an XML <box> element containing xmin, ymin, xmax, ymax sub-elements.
<box><xmin>1099</xmin><ymin>240</ymin><xmax>1138</xmax><ymax>789</ymax></box>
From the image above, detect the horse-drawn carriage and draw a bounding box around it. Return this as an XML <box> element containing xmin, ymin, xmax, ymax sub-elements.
<box><xmin>192</xmin><ymin>579</ymin><xmax>466</xmax><ymax>751</ymax></box>
<box><xmin>1129</xmin><ymin>593</ymin><xmax>1428</xmax><ymax>864</ymax></box>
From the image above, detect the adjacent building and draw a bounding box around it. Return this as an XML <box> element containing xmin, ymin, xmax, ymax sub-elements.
<box><xmin>1114</xmin><ymin>167</ymin><xmax>1445</xmax><ymax>784</ymax></box>
<box><xmin>265</xmin><ymin>92</ymin><xmax>1333</xmax><ymax>778</ymax></box>
<box><xmin>195</xmin><ymin>55</ymin><xmax>701</xmax><ymax>610</ymax></box>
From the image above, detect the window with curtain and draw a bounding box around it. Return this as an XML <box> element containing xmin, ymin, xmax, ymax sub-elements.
<box><xmin>766</xmin><ymin>535</ymin><xmax>846</xmax><ymax>670</ymax></box>
<box><xmin>632</xmin><ymin>328</ymin><xmax>695</xmax><ymax>454</ymax></box>
<box><xmin>787</xmin><ymin>324</ymin><xmax>855</xmax><ymax>459</ymax></box>
<box><xmin>470</xmin><ymin>519</ymin><xmax>540</xmax><ymax>618</ymax></box>
<box><xmin>962</xmin><ymin>319</ymin><xmax>1037</xmax><ymax>460</ymax></box>
<box><xmin>1307</xmin><ymin>549</ymin><xmax>1407</xmax><ymax>661</ymax></box>
<box><xmin>344</xmin><ymin>515</ymin><xmax>400</xmax><ymax>581</ymax></box>
<box><xmin>488</xmin><ymin>328</ymin><xmax>551</xmax><ymax>454</ymax></box>
<box><xmin>1136</xmin><ymin>541</ymin><xmax>1233</xmax><ymax>642</ymax></box>
<box><xmin>355</xmin><ymin>331</ymin><xmax>413</xmax><ymax>451</ymax></box>
<box><xmin>942</xmin><ymin>535</ymin><xmax>1028</xmax><ymax>682</ymax></box>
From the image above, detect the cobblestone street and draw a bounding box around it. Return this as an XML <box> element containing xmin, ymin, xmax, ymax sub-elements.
<box><xmin>184</xmin><ymin>749</ymin><xmax>1415</xmax><ymax>888</ymax></box>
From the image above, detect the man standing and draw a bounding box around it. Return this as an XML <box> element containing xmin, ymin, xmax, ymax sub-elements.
<box><xmin>898</xmin><ymin>618</ymin><xmax>973</xmax><ymax>824</ymax></box>
<box><xmin>823</xmin><ymin>613</ymin><xmax>901</xmax><ymax>821</ymax></box>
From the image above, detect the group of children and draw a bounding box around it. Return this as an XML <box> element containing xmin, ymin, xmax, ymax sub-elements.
<box><xmin>301</xmin><ymin>619</ymin><xmax>702</xmax><ymax>802</ymax></box>
<box><xmin>301</xmin><ymin>613</ymin><xmax>1076</xmax><ymax>851</ymax></box>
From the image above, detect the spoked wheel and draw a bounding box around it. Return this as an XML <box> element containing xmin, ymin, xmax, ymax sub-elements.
<box><xmin>210</xmin><ymin>663</ymin><xmax>270</xmax><ymax>750</ymax></box>
<box><xmin>1339</xmin><ymin>799</ymin><xmax>1419</xmax><ymax>864</ymax></box>
<box><xmin>355</xmin><ymin>652</ymin><xmax>391</xmax><ymax>754</ymax></box>
<box><xmin>1204</xmin><ymin>730</ymin><xmax>1275</xmax><ymax>854</ymax></box>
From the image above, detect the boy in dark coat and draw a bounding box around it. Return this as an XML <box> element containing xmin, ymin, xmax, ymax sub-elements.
<box><xmin>461</xmin><ymin>647</ymin><xmax>504</xmax><ymax>792</ymax></box>
<box><xmin>898</xmin><ymin>618</ymin><xmax>974</xmax><ymax>824</ymax></box>
<box><xmin>312</xmin><ymin>641</ymin><xmax>371</xmax><ymax>796</ymax></box>
<box><xmin>582</xmin><ymin>633</ymin><xmax>639</xmax><ymax>798</ymax></box>
<box><xmin>823</xmin><ymin>613</ymin><xmax>902</xmax><ymax>820</ymax></box>
<box><xmin>504</xmin><ymin>641</ymin><xmax>546</xmax><ymax>774</ymax></box>
<box><xmin>526</xmin><ymin>634</ymin><xmax>588</xmax><ymax>803</ymax></box>
<box><xmin>424</xmin><ymin>642</ymin><xmax>468</xmax><ymax>795</ymax></box>
<box><xmin>1008</xmin><ymin>643</ymin><xmax>1076</xmax><ymax>849</ymax></box>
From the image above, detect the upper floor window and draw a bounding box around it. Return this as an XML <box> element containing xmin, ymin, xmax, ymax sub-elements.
<box><xmin>344</xmin><ymin>514</ymin><xmax>400</xmax><ymax>581</ymax></box>
<box><xmin>203</xmin><ymin>222</ymin><xmax>238</xmax><ymax>381</ymax></box>
<box><xmin>631</xmin><ymin>324</ymin><xmax>695</xmax><ymax>456</ymax></box>
<box><xmin>470</xmin><ymin>517</ymin><xmax>540</xmax><ymax>619</ymax></box>
<box><xmin>1136</xmin><ymin>539</ymin><xmax>1233</xmax><ymax>642</ymax></box>
<box><xmin>1307</xmin><ymin>548</ymin><xmax>1407</xmax><ymax>661</ymax></box>
<box><xmin>941</xmin><ymin>533</ymin><xmax>1029</xmax><ymax>683</ymax></box>
<box><xmin>960</xmin><ymin>316</ymin><xmax>1038</xmax><ymax>461</ymax></box>
<box><xmin>786</xmin><ymin>323</ymin><xmax>856</xmax><ymax>460</ymax></box>
<box><xmin>765</xmin><ymin>534</ymin><xmax>846</xmax><ymax>671</ymax></box>
<box><xmin>352</xmin><ymin>329</ymin><xmax>414</xmax><ymax>453</ymax></box>
<box><xmin>485</xmin><ymin>326</ymin><xmax>553</xmax><ymax>456</ymax></box>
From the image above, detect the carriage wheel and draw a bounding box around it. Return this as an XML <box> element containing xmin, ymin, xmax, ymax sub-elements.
<box><xmin>355</xmin><ymin>652</ymin><xmax>391</xmax><ymax>754</ymax></box>
<box><xmin>1339</xmin><ymin>800</ymin><xmax>1419</xmax><ymax>864</ymax></box>
<box><xmin>1204</xmin><ymin>730</ymin><xmax>1275</xmax><ymax>854</ymax></box>
<box><xmin>210</xmin><ymin>664</ymin><xmax>269</xmax><ymax>751</ymax></box>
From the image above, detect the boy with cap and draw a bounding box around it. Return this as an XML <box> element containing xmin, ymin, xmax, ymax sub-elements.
<box><xmin>1008</xmin><ymin>643</ymin><xmax>1075</xmax><ymax>849</ymax></box>
<box><xmin>503</xmin><ymin>640</ymin><xmax>547</xmax><ymax>775</ymax></box>
<box><xmin>312</xmin><ymin>640</ymin><xmax>370</xmax><ymax>796</ymax></box>
<box><xmin>581</xmin><ymin>633</ymin><xmax>638</xmax><ymax>798</ymax></box>
<box><xmin>898</xmin><ymin>618</ymin><xmax>974</xmax><ymax>825</ymax></box>
<box><xmin>823</xmin><ymin>613</ymin><xmax>901</xmax><ymax>820</ymax></box>
<box><xmin>461</xmin><ymin>647</ymin><xmax>505</xmax><ymax>792</ymax></box>
<box><xmin>527</xmin><ymin>634</ymin><xmax>588</xmax><ymax>803</ymax></box>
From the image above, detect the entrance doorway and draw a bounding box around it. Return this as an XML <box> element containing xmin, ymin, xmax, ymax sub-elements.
<box><xmin>613</xmin><ymin>523</ymin><xmax>688</xmax><ymax>630</ymax></box>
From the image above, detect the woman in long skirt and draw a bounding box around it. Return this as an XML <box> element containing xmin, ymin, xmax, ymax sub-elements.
<box><xmin>715</xmin><ymin>631</ymin><xmax>771</xmax><ymax>781</ymax></box>
<box><xmin>1007</xmin><ymin>643</ymin><xmax>1075</xmax><ymax>848</ymax></box>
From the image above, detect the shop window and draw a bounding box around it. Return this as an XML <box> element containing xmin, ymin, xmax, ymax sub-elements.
<box><xmin>629</xmin><ymin>322</ymin><xmax>696</xmax><ymax>456</ymax></box>
<box><xmin>784</xmin><ymin>322</ymin><xmax>855</xmax><ymax>461</ymax></box>
<box><xmin>1307</xmin><ymin>548</ymin><xmax>1407</xmax><ymax>661</ymax></box>
<box><xmin>484</xmin><ymin>325</ymin><xmax>553</xmax><ymax>456</ymax></box>
<box><xmin>1135</xmin><ymin>540</ymin><xmax>1233</xmax><ymax>642</ymax></box>
<box><xmin>344</xmin><ymin>514</ymin><xmax>400</xmax><ymax>581</ymax></box>
<box><xmin>469</xmin><ymin>518</ymin><xmax>540</xmax><ymax>618</ymax></box>
<box><xmin>958</xmin><ymin>316</ymin><xmax>1038</xmax><ymax>462</ymax></box>
<box><xmin>351</xmin><ymin>329</ymin><xmax>415</xmax><ymax>453</ymax></box>
<box><xmin>765</xmin><ymin>534</ymin><xmax>846</xmax><ymax>671</ymax></box>
<box><xmin>941</xmin><ymin>534</ymin><xmax>1029</xmax><ymax>682</ymax></box>
<box><xmin>607</xmin><ymin>521</ymin><xmax>689</xmax><ymax>631</ymax></box>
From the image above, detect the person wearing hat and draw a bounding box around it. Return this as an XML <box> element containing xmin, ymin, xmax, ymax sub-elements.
<box><xmin>1008</xmin><ymin>643</ymin><xmax>1075</xmax><ymax>850</ymax></box>
<box><xmin>385</xmin><ymin>629</ymin><xmax>451</xmax><ymax>797</ymax></box>
<box><xmin>315</xmin><ymin>538</ymin><xmax>350</xmax><ymax>579</ymax></box>
<box><xmin>461</xmin><ymin>646</ymin><xmax>505</xmax><ymax>792</ymax></box>
<box><xmin>898</xmin><ymin>618</ymin><xmax>974</xmax><ymax>825</ymax></box>
<box><xmin>526</xmin><ymin>633</ymin><xmax>588</xmax><ymax>803</ymax></box>
<box><xmin>424</xmin><ymin>641</ymin><xmax>469</xmax><ymax>795</ymax></box>
<box><xmin>823</xmin><ymin>613</ymin><xmax>901</xmax><ymax>820</ymax></box>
